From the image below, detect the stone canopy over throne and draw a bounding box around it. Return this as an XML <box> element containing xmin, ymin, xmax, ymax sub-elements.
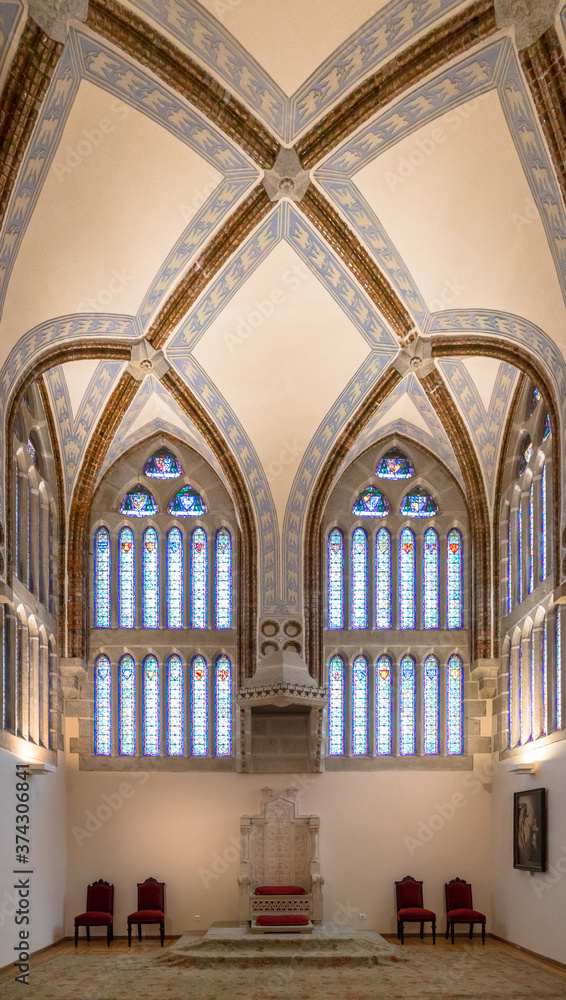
<box><xmin>239</xmin><ymin>787</ymin><xmax>323</xmax><ymax>927</ymax></box>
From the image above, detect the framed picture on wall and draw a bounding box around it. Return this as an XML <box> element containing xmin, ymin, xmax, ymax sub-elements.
<box><xmin>513</xmin><ymin>788</ymin><xmax>547</xmax><ymax>872</ymax></box>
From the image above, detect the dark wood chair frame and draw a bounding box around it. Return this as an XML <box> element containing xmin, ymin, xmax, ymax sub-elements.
<box><xmin>395</xmin><ymin>874</ymin><xmax>436</xmax><ymax>945</ymax></box>
<box><xmin>127</xmin><ymin>876</ymin><xmax>165</xmax><ymax>947</ymax></box>
<box><xmin>74</xmin><ymin>878</ymin><xmax>114</xmax><ymax>947</ymax></box>
<box><xmin>445</xmin><ymin>877</ymin><xmax>486</xmax><ymax>945</ymax></box>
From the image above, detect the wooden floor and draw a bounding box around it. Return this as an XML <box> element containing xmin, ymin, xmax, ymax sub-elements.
<box><xmin>1</xmin><ymin>932</ymin><xmax>565</xmax><ymax>984</ymax></box>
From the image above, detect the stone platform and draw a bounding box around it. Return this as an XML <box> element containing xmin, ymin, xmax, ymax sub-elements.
<box><xmin>154</xmin><ymin>922</ymin><xmax>408</xmax><ymax>968</ymax></box>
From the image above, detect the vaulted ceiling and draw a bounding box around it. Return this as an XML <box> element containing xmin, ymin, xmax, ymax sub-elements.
<box><xmin>1</xmin><ymin>0</ymin><xmax>566</xmax><ymax>622</ymax></box>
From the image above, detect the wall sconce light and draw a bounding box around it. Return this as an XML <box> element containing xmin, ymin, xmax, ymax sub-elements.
<box><xmin>507</xmin><ymin>762</ymin><xmax>539</xmax><ymax>775</ymax></box>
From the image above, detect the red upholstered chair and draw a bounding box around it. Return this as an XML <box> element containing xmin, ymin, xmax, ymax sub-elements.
<box><xmin>395</xmin><ymin>875</ymin><xmax>436</xmax><ymax>944</ymax></box>
<box><xmin>445</xmin><ymin>877</ymin><xmax>486</xmax><ymax>944</ymax></box>
<box><xmin>127</xmin><ymin>877</ymin><xmax>165</xmax><ymax>947</ymax></box>
<box><xmin>74</xmin><ymin>879</ymin><xmax>114</xmax><ymax>947</ymax></box>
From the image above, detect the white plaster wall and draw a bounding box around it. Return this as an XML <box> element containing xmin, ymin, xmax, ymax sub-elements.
<box><xmin>0</xmin><ymin>748</ymin><xmax>67</xmax><ymax>969</ymax></box>
<box><xmin>491</xmin><ymin>739</ymin><xmax>566</xmax><ymax>964</ymax></box>
<box><xmin>65</xmin><ymin>763</ymin><xmax>492</xmax><ymax>938</ymax></box>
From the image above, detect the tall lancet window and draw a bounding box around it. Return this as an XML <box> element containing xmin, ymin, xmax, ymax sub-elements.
<box><xmin>376</xmin><ymin>655</ymin><xmax>392</xmax><ymax>754</ymax></box>
<box><xmin>399</xmin><ymin>528</ymin><xmax>416</xmax><ymax>629</ymax></box>
<box><xmin>191</xmin><ymin>656</ymin><xmax>208</xmax><ymax>756</ymax></box>
<box><xmin>94</xmin><ymin>527</ymin><xmax>111</xmax><ymax>628</ymax></box>
<box><xmin>423</xmin><ymin>655</ymin><xmax>439</xmax><ymax>754</ymax></box>
<box><xmin>190</xmin><ymin>527</ymin><xmax>208</xmax><ymax>629</ymax></box>
<box><xmin>352</xmin><ymin>655</ymin><xmax>368</xmax><ymax>755</ymax></box>
<box><xmin>327</xmin><ymin>528</ymin><xmax>344</xmax><ymax>629</ymax></box>
<box><xmin>143</xmin><ymin>655</ymin><xmax>160</xmax><ymax>756</ymax></box>
<box><xmin>142</xmin><ymin>527</ymin><xmax>159</xmax><ymax>628</ymax></box>
<box><xmin>328</xmin><ymin>656</ymin><xmax>345</xmax><ymax>755</ymax></box>
<box><xmin>119</xmin><ymin>526</ymin><xmax>135</xmax><ymax>628</ymax></box>
<box><xmin>423</xmin><ymin>528</ymin><xmax>439</xmax><ymax>629</ymax></box>
<box><xmin>447</xmin><ymin>655</ymin><xmax>464</xmax><ymax>754</ymax></box>
<box><xmin>166</xmin><ymin>528</ymin><xmax>183</xmax><ymax>628</ymax></box>
<box><xmin>215</xmin><ymin>528</ymin><xmax>232</xmax><ymax>629</ymax></box>
<box><xmin>447</xmin><ymin>529</ymin><xmax>463</xmax><ymax>628</ymax></box>
<box><xmin>541</xmin><ymin>463</ymin><xmax>547</xmax><ymax>581</ymax></box>
<box><xmin>375</xmin><ymin>528</ymin><xmax>392</xmax><ymax>628</ymax></box>
<box><xmin>351</xmin><ymin>528</ymin><xmax>368</xmax><ymax>629</ymax></box>
<box><xmin>94</xmin><ymin>654</ymin><xmax>112</xmax><ymax>756</ymax></box>
<box><xmin>118</xmin><ymin>654</ymin><xmax>135</xmax><ymax>756</ymax></box>
<box><xmin>399</xmin><ymin>655</ymin><xmax>416</xmax><ymax>755</ymax></box>
<box><xmin>215</xmin><ymin>655</ymin><xmax>232</xmax><ymax>756</ymax></box>
<box><xmin>167</xmin><ymin>654</ymin><xmax>184</xmax><ymax>756</ymax></box>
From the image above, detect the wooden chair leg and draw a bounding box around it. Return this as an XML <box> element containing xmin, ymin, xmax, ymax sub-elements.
<box><xmin>400</xmin><ymin>920</ymin><xmax>404</xmax><ymax>945</ymax></box>
<box><xmin>432</xmin><ymin>921</ymin><xmax>436</xmax><ymax>945</ymax></box>
<box><xmin>469</xmin><ymin>923</ymin><xmax>473</xmax><ymax>939</ymax></box>
<box><xmin>445</xmin><ymin>922</ymin><xmax>449</xmax><ymax>939</ymax></box>
<box><xmin>160</xmin><ymin>922</ymin><xmax>164</xmax><ymax>947</ymax></box>
<box><xmin>74</xmin><ymin>926</ymin><xmax>78</xmax><ymax>947</ymax></box>
<box><xmin>420</xmin><ymin>921</ymin><xmax>424</xmax><ymax>939</ymax></box>
<box><xmin>451</xmin><ymin>922</ymin><xmax>455</xmax><ymax>944</ymax></box>
<box><xmin>396</xmin><ymin>919</ymin><xmax>400</xmax><ymax>940</ymax></box>
<box><xmin>86</xmin><ymin>927</ymin><xmax>90</xmax><ymax>942</ymax></box>
<box><xmin>128</xmin><ymin>923</ymin><xmax>132</xmax><ymax>948</ymax></box>
<box><xmin>107</xmin><ymin>925</ymin><xmax>111</xmax><ymax>947</ymax></box>
<box><xmin>138</xmin><ymin>924</ymin><xmax>142</xmax><ymax>942</ymax></box>
<box><xmin>482</xmin><ymin>923</ymin><xmax>486</xmax><ymax>945</ymax></box>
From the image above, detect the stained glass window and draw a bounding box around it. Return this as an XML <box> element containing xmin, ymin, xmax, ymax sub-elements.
<box><xmin>528</xmin><ymin>483</ymin><xmax>534</xmax><ymax>595</ymax></box>
<box><xmin>352</xmin><ymin>655</ymin><xmax>368</xmax><ymax>755</ymax></box>
<box><xmin>529</xmin><ymin>632</ymin><xmax>535</xmax><ymax>742</ymax></box>
<box><xmin>190</xmin><ymin>527</ymin><xmax>208</xmax><ymax>628</ymax></box>
<box><xmin>352</xmin><ymin>487</ymin><xmax>390</xmax><ymax>517</ymax></box>
<box><xmin>529</xmin><ymin>386</ymin><xmax>541</xmax><ymax>415</ymax></box>
<box><xmin>375</xmin><ymin>528</ymin><xmax>392</xmax><ymax>628</ymax></box>
<box><xmin>518</xmin><ymin>641</ymin><xmax>523</xmax><ymax>745</ymax></box>
<box><xmin>541</xmin><ymin>463</ymin><xmax>547</xmax><ymax>581</ymax></box>
<box><xmin>167</xmin><ymin>654</ymin><xmax>184</xmax><ymax>756</ymax></box>
<box><xmin>399</xmin><ymin>655</ymin><xmax>416</xmax><ymax>755</ymax></box>
<box><xmin>376</xmin><ymin>655</ymin><xmax>392</xmax><ymax>754</ymax></box>
<box><xmin>518</xmin><ymin>437</ymin><xmax>532</xmax><ymax>476</ymax></box>
<box><xmin>166</xmin><ymin>528</ymin><xmax>183</xmax><ymax>628</ymax></box>
<box><xmin>518</xmin><ymin>506</ymin><xmax>523</xmax><ymax>605</ymax></box>
<box><xmin>401</xmin><ymin>487</ymin><xmax>438</xmax><ymax>518</ymax></box>
<box><xmin>423</xmin><ymin>528</ymin><xmax>439</xmax><ymax>629</ymax></box>
<box><xmin>215</xmin><ymin>528</ymin><xmax>232</xmax><ymax>629</ymax></box>
<box><xmin>507</xmin><ymin>514</ymin><xmax>512</xmax><ymax>615</ymax></box>
<box><xmin>447</xmin><ymin>655</ymin><xmax>463</xmax><ymax>754</ymax></box>
<box><xmin>143</xmin><ymin>655</ymin><xmax>160</xmax><ymax>755</ymax></box>
<box><xmin>376</xmin><ymin>447</ymin><xmax>414</xmax><ymax>480</ymax></box>
<box><xmin>145</xmin><ymin>447</ymin><xmax>182</xmax><ymax>479</ymax></box>
<box><xmin>142</xmin><ymin>527</ymin><xmax>159</xmax><ymax>628</ymax></box>
<box><xmin>327</xmin><ymin>528</ymin><xmax>344</xmax><ymax>629</ymax></box>
<box><xmin>351</xmin><ymin>528</ymin><xmax>368</xmax><ymax>629</ymax></box>
<box><xmin>508</xmin><ymin>643</ymin><xmax>513</xmax><ymax>749</ymax></box>
<box><xmin>215</xmin><ymin>655</ymin><xmax>232</xmax><ymax>756</ymax></box>
<box><xmin>94</xmin><ymin>526</ymin><xmax>111</xmax><ymax>627</ymax></box>
<box><xmin>118</xmin><ymin>527</ymin><xmax>135</xmax><ymax>628</ymax></box>
<box><xmin>328</xmin><ymin>656</ymin><xmax>345</xmax><ymax>756</ymax></box>
<box><xmin>399</xmin><ymin>528</ymin><xmax>416</xmax><ymax>629</ymax></box>
<box><xmin>556</xmin><ymin>610</ymin><xmax>562</xmax><ymax>730</ymax></box>
<box><xmin>542</xmin><ymin>621</ymin><xmax>548</xmax><ymax>737</ymax></box>
<box><xmin>168</xmin><ymin>485</ymin><xmax>207</xmax><ymax>516</ymax></box>
<box><xmin>118</xmin><ymin>654</ymin><xmax>135</xmax><ymax>755</ymax></box>
<box><xmin>543</xmin><ymin>413</ymin><xmax>551</xmax><ymax>440</ymax></box>
<box><xmin>94</xmin><ymin>654</ymin><xmax>111</xmax><ymax>755</ymax></box>
<box><xmin>27</xmin><ymin>438</ymin><xmax>37</xmax><ymax>466</ymax></box>
<box><xmin>191</xmin><ymin>655</ymin><xmax>208</xmax><ymax>755</ymax></box>
<box><xmin>423</xmin><ymin>655</ymin><xmax>439</xmax><ymax>754</ymax></box>
<box><xmin>120</xmin><ymin>485</ymin><xmax>158</xmax><ymax>517</ymax></box>
<box><xmin>447</xmin><ymin>529</ymin><xmax>463</xmax><ymax>629</ymax></box>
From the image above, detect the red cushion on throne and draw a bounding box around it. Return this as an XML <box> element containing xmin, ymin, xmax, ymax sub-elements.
<box><xmin>254</xmin><ymin>885</ymin><xmax>305</xmax><ymax>895</ymax></box>
<box><xmin>256</xmin><ymin>915</ymin><xmax>309</xmax><ymax>926</ymax></box>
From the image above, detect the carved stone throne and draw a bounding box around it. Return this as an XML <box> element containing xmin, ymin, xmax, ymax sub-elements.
<box><xmin>238</xmin><ymin>786</ymin><xmax>324</xmax><ymax>926</ymax></box>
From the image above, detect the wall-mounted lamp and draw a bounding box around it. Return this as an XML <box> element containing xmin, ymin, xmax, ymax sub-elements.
<box><xmin>21</xmin><ymin>762</ymin><xmax>56</xmax><ymax>776</ymax></box>
<box><xmin>507</xmin><ymin>762</ymin><xmax>539</xmax><ymax>775</ymax></box>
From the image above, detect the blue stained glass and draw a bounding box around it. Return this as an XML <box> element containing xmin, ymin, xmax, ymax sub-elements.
<box><xmin>166</xmin><ymin>528</ymin><xmax>183</xmax><ymax>628</ymax></box>
<box><xmin>215</xmin><ymin>528</ymin><xmax>232</xmax><ymax>629</ymax></box>
<box><xmin>328</xmin><ymin>656</ymin><xmax>345</xmax><ymax>755</ymax></box>
<box><xmin>423</xmin><ymin>528</ymin><xmax>439</xmax><ymax>629</ymax></box>
<box><xmin>529</xmin><ymin>386</ymin><xmax>541</xmax><ymax>415</ymax></box>
<box><xmin>215</xmin><ymin>655</ymin><xmax>232</xmax><ymax>756</ymax></box>
<box><xmin>376</xmin><ymin>447</ymin><xmax>414</xmax><ymax>480</ymax></box>
<box><xmin>542</xmin><ymin>622</ymin><xmax>548</xmax><ymax>737</ymax></box>
<box><xmin>118</xmin><ymin>527</ymin><xmax>135</xmax><ymax>628</ymax></box>
<box><xmin>447</xmin><ymin>529</ymin><xmax>463</xmax><ymax>628</ymax></box>
<box><xmin>143</xmin><ymin>655</ymin><xmax>160</xmax><ymax>755</ymax></box>
<box><xmin>94</xmin><ymin>654</ymin><xmax>111</xmax><ymax>755</ymax></box>
<box><xmin>541</xmin><ymin>463</ymin><xmax>547</xmax><ymax>580</ymax></box>
<box><xmin>400</xmin><ymin>487</ymin><xmax>438</xmax><ymax>518</ymax></box>
<box><xmin>399</xmin><ymin>655</ymin><xmax>416</xmax><ymax>755</ymax></box>
<box><xmin>352</xmin><ymin>655</ymin><xmax>368</xmax><ymax>755</ymax></box>
<box><xmin>27</xmin><ymin>438</ymin><xmax>37</xmax><ymax>465</ymax></box>
<box><xmin>518</xmin><ymin>506</ymin><xmax>523</xmax><ymax>605</ymax></box>
<box><xmin>518</xmin><ymin>641</ymin><xmax>523</xmax><ymax>745</ymax></box>
<box><xmin>145</xmin><ymin>447</ymin><xmax>182</xmax><ymax>479</ymax></box>
<box><xmin>352</xmin><ymin>487</ymin><xmax>390</xmax><ymax>516</ymax></box>
<box><xmin>327</xmin><ymin>528</ymin><xmax>344</xmax><ymax>629</ymax></box>
<box><xmin>142</xmin><ymin>527</ymin><xmax>159</xmax><ymax>628</ymax></box>
<box><xmin>15</xmin><ymin>468</ymin><xmax>19</xmax><ymax>578</ymax></box>
<box><xmin>167</xmin><ymin>655</ymin><xmax>184</xmax><ymax>756</ymax></box>
<box><xmin>169</xmin><ymin>485</ymin><xmax>207</xmax><ymax>516</ymax></box>
<box><xmin>556</xmin><ymin>610</ymin><xmax>562</xmax><ymax>730</ymax></box>
<box><xmin>528</xmin><ymin>483</ymin><xmax>534</xmax><ymax>595</ymax></box>
<box><xmin>120</xmin><ymin>485</ymin><xmax>158</xmax><ymax>517</ymax></box>
<box><xmin>423</xmin><ymin>655</ymin><xmax>439</xmax><ymax>754</ymax></box>
<box><xmin>530</xmin><ymin>633</ymin><xmax>535</xmax><ymax>741</ymax></box>
<box><xmin>191</xmin><ymin>527</ymin><xmax>208</xmax><ymax>628</ymax></box>
<box><xmin>191</xmin><ymin>655</ymin><xmax>208</xmax><ymax>756</ymax></box>
<box><xmin>507</xmin><ymin>514</ymin><xmax>512</xmax><ymax>614</ymax></box>
<box><xmin>95</xmin><ymin>527</ymin><xmax>111</xmax><ymax>628</ymax></box>
<box><xmin>376</xmin><ymin>655</ymin><xmax>392</xmax><ymax>754</ymax></box>
<box><xmin>351</xmin><ymin>528</ymin><xmax>368</xmax><ymax>629</ymax></box>
<box><xmin>447</xmin><ymin>655</ymin><xmax>463</xmax><ymax>754</ymax></box>
<box><xmin>518</xmin><ymin>437</ymin><xmax>532</xmax><ymax>476</ymax></box>
<box><xmin>399</xmin><ymin>528</ymin><xmax>416</xmax><ymax>629</ymax></box>
<box><xmin>508</xmin><ymin>644</ymin><xmax>512</xmax><ymax>749</ymax></box>
<box><xmin>543</xmin><ymin>412</ymin><xmax>551</xmax><ymax>440</ymax></box>
<box><xmin>119</xmin><ymin>654</ymin><xmax>135</xmax><ymax>755</ymax></box>
<box><xmin>375</xmin><ymin>528</ymin><xmax>392</xmax><ymax>628</ymax></box>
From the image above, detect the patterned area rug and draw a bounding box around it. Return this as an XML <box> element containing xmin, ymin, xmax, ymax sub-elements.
<box><xmin>0</xmin><ymin>943</ymin><xmax>565</xmax><ymax>999</ymax></box>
